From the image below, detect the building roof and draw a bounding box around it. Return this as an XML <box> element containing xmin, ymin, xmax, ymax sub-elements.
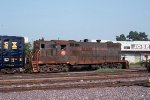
<box><xmin>117</xmin><ymin>41</ymin><xmax>150</xmax><ymax>51</ymax></box>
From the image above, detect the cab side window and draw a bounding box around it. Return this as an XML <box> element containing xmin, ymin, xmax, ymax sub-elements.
<box><xmin>61</xmin><ymin>45</ymin><xmax>66</xmax><ymax>50</ymax></box>
<box><xmin>41</xmin><ymin>44</ymin><xmax>45</xmax><ymax>49</ymax></box>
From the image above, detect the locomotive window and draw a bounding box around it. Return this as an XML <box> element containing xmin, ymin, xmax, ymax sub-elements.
<box><xmin>41</xmin><ymin>44</ymin><xmax>45</xmax><ymax>49</ymax></box>
<box><xmin>61</xmin><ymin>45</ymin><xmax>66</xmax><ymax>49</ymax></box>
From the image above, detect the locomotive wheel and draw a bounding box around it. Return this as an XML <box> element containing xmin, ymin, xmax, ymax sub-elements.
<box><xmin>58</xmin><ymin>65</ymin><xmax>64</xmax><ymax>72</ymax></box>
<box><xmin>51</xmin><ymin>65</ymin><xmax>64</xmax><ymax>72</ymax></box>
<box><xmin>62</xmin><ymin>64</ymin><xmax>70</xmax><ymax>72</ymax></box>
<box><xmin>47</xmin><ymin>65</ymin><xmax>56</xmax><ymax>72</ymax></box>
<box><xmin>39</xmin><ymin>64</ymin><xmax>69</xmax><ymax>72</ymax></box>
<box><xmin>91</xmin><ymin>65</ymin><xmax>100</xmax><ymax>70</ymax></box>
<box><xmin>101</xmin><ymin>63</ymin><xmax>109</xmax><ymax>69</ymax></box>
<box><xmin>62</xmin><ymin>67</ymin><xmax>69</xmax><ymax>72</ymax></box>
<box><xmin>116</xmin><ymin>63</ymin><xmax>122</xmax><ymax>69</ymax></box>
<box><xmin>39</xmin><ymin>65</ymin><xmax>47</xmax><ymax>73</ymax></box>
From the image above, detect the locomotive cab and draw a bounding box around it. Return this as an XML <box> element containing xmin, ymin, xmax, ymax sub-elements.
<box><xmin>32</xmin><ymin>40</ymin><xmax>71</xmax><ymax>72</ymax></box>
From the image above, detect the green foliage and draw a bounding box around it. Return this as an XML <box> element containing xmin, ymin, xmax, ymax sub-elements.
<box><xmin>25</xmin><ymin>42</ymin><xmax>32</xmax><ymax>63</ymax></box>
<box><xmin>116</xmin><ymin>34</ymin><xmax>127</xmax><ymax>41</ymax></box>
<box><xmin>139</xmin><ymin>32</ymin><xmax>149</xmax><ymax>41</ymax></box>
<box><xmin>116</xmin><ymin>31</ymin><xmax>149</xmax><ymax>41</ymax></box>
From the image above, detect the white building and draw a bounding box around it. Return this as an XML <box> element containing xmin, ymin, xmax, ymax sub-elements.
<box><xmin>118</xmin><ymin>41</ymin><xmax>150</xmax><ymax>64</ymax></box>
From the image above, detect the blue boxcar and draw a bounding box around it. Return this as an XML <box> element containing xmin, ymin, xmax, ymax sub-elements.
<box><xmin>0</xmin><ymin>36</ymin><xmax>25</xmax><ymax>69</ymax></box>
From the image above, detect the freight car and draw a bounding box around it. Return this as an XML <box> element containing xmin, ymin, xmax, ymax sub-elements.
<box><xmin>0</xmin><ymin>36</ymin><xmax>25</xmax><ymax>73</ymax></box>
<box><xmin>31</xmin><ymin>39</ymin><xmax>129</xmax><ymax>72</ymax></box>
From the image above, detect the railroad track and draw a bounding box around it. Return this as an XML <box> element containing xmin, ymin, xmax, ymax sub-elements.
<box><xmin>0</xmin><ymin>72</ymin><xmax>150</xmax><ymax>92</ymax></box>
<box><xmin>0</xmin><ymin>67</ymin><xmax>148</xmax><ymax>80</ymax></box>
<box><xmin>0</xmin><ymin>78</ymin><xmax>149</xmax><ymax>93</ymax></box>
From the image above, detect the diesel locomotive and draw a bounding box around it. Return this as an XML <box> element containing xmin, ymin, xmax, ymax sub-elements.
<box><xmin>31</xmin><ymin>39</ymin><xmax>129</xmax><ymax>72</ymax></box>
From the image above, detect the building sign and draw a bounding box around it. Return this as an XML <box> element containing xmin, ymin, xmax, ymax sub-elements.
<box><xmin>131</xmin><ymin>44</ymin><xmax>150</xmax><ymax>50</ymax></box>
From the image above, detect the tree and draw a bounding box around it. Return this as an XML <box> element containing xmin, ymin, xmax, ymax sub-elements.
<box><xmin>25</xmin><ymin>42</ymin><xmax>32</xmax><ymax>63</ymax></box>
<box><xmin>116</xmin><ymin>34</ymin><xmax>127</xmax><ymax>41</ymax></box>
<box><xmin>126</xmin><ymin>31</ymin><xmax>139</xmax><ymax>41</ymax></box>
<box><xmin>139</xmin><ymin>32</ymin><xmax>149</xmax><ymax>41</ymax></box>
<box><xmin>116</xmin><ymin>31</ymin><xmax>149</xmax><ymax>41</ymax></box>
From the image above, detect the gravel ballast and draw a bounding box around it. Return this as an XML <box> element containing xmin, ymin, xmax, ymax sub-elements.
<box><xmin>0</xmin><ymin>86</ymin><xmax>150</xmax><ymax>100</ymax></box>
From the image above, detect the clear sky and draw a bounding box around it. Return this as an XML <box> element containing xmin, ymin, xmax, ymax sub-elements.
<box><xmin>0</xmin><ymin>0</ymin><xmax>150</xmax><ymax>41</ymax></box>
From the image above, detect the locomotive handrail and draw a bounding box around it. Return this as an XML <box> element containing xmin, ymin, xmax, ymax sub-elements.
<box><xmin>31</xmin><ymin>49</ymin><xmax>40</xmax><ymax>64</ymax></box>
<box><xmin>31</xmin><ymin>49</ymin><xmax>40</xmax><ymax>72</ymax></box>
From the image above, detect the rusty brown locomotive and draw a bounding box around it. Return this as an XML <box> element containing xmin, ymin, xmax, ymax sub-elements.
<box><xmin>31</xmin><ymin>39</ymin><xmax>129</xmax><ymax>72</ymax></box>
